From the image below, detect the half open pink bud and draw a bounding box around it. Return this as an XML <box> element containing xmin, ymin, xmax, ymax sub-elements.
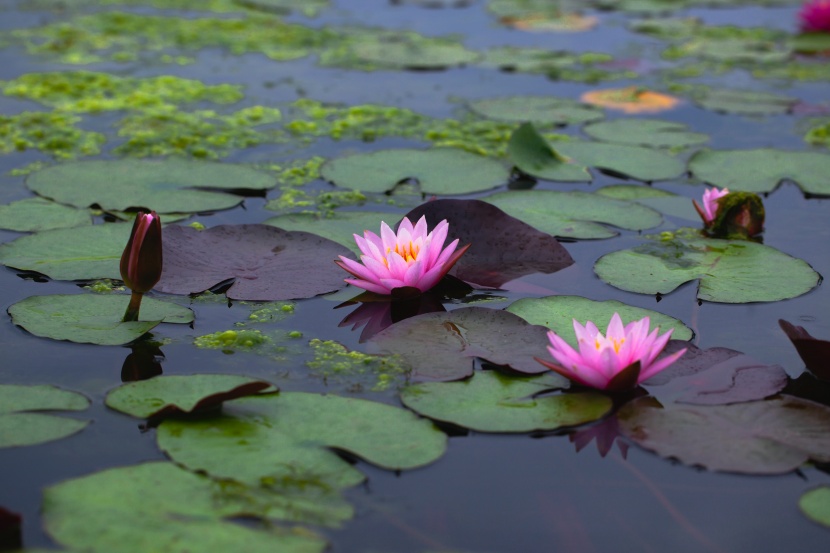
<box><xmin>693</xmin><ymin>187</ymin><xmax>729</xmax><ymax>226</ymax></box>
<box><xmin>120</xmin><ymin>211</ymin><xmax>163</xmax><ymax>294</ymax></box>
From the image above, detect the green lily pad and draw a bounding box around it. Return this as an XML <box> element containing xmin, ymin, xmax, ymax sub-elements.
<box><xmin>582</xmin><ymin>119</ymin><xmax>708</xmax><ymax>149</ymax></box>
<box><xmin>319</xmin><ymin>29</ymin><xmax>478</xmax><ymax>71</ymax></box>
<box><xmin>8</xmin><ymin>294</ymin><xmax>194</xmax><ymax>345</ymax></box>
<box><xmin>800</xmin><ymin>487</ymin><xmax>830</xmax><ymax>528</ymax></box>
<box><xmin>157</xmin><ymin>392</ymin><xmax>447</xmax><ymax>491</ymax></box>
<box><xmin>689</xmin><ymin>148</ymin><xmax>830</xmax><ymax>195</ymax></box>
<box><xmin>264</xmin><ymin>211</ymin><xmax>393</xmax><ymax>254</ymax></box>
<box><xmin>479</xmin><ymin>47</ymin><xmax>633</xmax><ymax>83</ymax></box>
<box><xmin>509</xmin><ymin>123</ymin><xmax>685</xmax><ymax>182</ymax></box>
<box><xmin>0</xmin><ymin>385</ymin><xmax>89</xmax><ymax>448</ymax></box>
<box><xmin>0</xmin><ymin>223</ymin><xmax>128</xmax><ymax>281</ymax></box>
<box><xmin>234</xmin><ymin>0</ymin><xmax>330</xmax><ymax>17</ymax></box>
<box><xmin>691</xmin><ymin>88</ymin><xmax>797</xmax><ymax>116</ymax></box>
<box><xmin>791</xmin><ymin>32</ymin><xmax>830</xmax><ymax>55</ymax></box>
<box><xmin>468</xmin><ymin>96</ymin><xmax>604</xmax><ymax>125</ymax></box>
<box><xmin>594</xmin><ymin>237</ymin><xmax>820</xmax><ymax>303</ymax></box>
<box><xmin>401</xmin><ymin>371</ymin><xmax>612</xmax><ymax>433</ymax></box>
<box><xmin>617</xmin><ymin>396</ymin><xmax>830</xmax><ymax>474</ymax></box>
<box><xmin>0</xmin><ymin>197</ymin><xmax>92</xmax><ymax>232</ymax></box>
<box><xmin>506</xmin><ymin>295</ymin><xmax>692</xmax><ymax>348</ymax></box>
<box><xmin>26</xmin><ymin>159</ymin><xmax>276</xmax><ymax>214</ymax></box>
<box><xmin>320</xmin><ymin>148</ymin><xmax>510</xmax><ymax>195</ymax></box>
<box><xmin>42</xmin><ymin>462</ymin><xmax>328</xmax><ymax>553</ymax></box>
<box><xmin>106</xmin><ymin>375</ymin><xmax>277</xmax><ymax>420</ymax></box>
<box><xmin>484</xmin><ymin>190</ymin><xmax>662</xmax><ymax>239</ymax></box>
<box><xmin>596</xmin><ymin>185</ymin><xmax>698</xmax><ymax>220</ymax></box>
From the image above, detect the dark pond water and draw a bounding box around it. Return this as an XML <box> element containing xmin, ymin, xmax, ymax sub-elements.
<box><xmin>1</xmin><ymin>0</ymin><xmax>830</xmax><ymax>552</ymax></box>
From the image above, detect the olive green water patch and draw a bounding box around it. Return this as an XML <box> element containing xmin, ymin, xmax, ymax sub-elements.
<box><xmin>0</xmin><ymin>111</ymin><xmax>105</xmax><ymax>160</ymax></box>
<box><xmin>6</xmin><ymin>12</ymin><xmax>332</xmax><ymax>65</ymax></box>
<box><xmin>0</xmin><ymin>197</ymin><xmax>92</xmax><ymax>232</ymax></box>
<box><xmin>0</xmin><ymin>223</ymin><xmax>128</xmax><ymax>280</ymax></box>
<box><xmin>582</xmin><ymin>119</ymin><xmax>708</xmax><ymax>149</ymax></box>
<box><xmin>0</xmin><ymin>385</ymin><xmax>90</xmax><ymax>448</ymax></box>
<box><xmin>479</xmin><ymin>47</ymin><xmax>635</xmax><ymax>83</ymax></box>
<box><xmin>8</xmin><ymin>294</ymin><xmax>194</xmax><ymax>345</ymax></box>
<box><xmin>506</xmin><ymin>295</ymin><xmax>692</xmax><ymax>349</ymax></box>
<box><xmin>2</xmin><ymin>71</ymin><xmax>243</xmax><ymax>112</ymax></box>
<box><xmin>43</xmin><ymin>462</ymin><xmax>330</xmax><ymax>553</ymax></box>
<box><xmin>115</xmin><ymin>105</ymin><xmax>284</xmax><ymax>159</ymax></box>
<box><xmin>157</xmin><ymin>392</ymin><xmax>447</xmax><ymax>491</ymax></box>
<box><xmin>483</xmin><ymin>190</ymin><xmax>662</xmax><ymax>239</ymax></box>
<box><xmin>401</xmin><ymin>371</ymin><xmax>612</xmax><ymax>433</ymax></box>
<box><xmin>264</xmin><ymin>211</ymin><xmax>393</xmax><ymax>253</ymax></box>
<box><xmin>594</xmin><ymin>237</ymin><xmax>820</xmax><ymax>303</ymax></box>
<box><xmin>320</xmin><ymin>148</ymin><xmax>510</xmax><ymax>195</ymax></box>
<box><xmin>688</xmin><ymin>148</ymin><xmax>830</xmax><ymax>195</ymax></box>
<box><xmin>468</xmin><ymin>96</ymin><xmax>604</xmax><ymax>125</ymax></box>
<box><xmin>318</xmin><ymin>28</ymin><xmax>478</xmax><ymax>71</ymax></box>
<box><xmin>26</xmin><ymin>158</ymin><xmax>276</xmax><ymax>213</ymax></box>
<box><xmin>306</xmin><ymin>339</ymin><xmax>410</xmax><ymax>392</ymax></box>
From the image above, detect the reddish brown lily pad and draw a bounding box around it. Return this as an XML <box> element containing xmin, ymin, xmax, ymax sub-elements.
<box><xmin>643</xmin><ymin>341</ymin><xmax>789</xmax><ymax>405</ymax></box>
<box><xmin>780</xmin><ymin>319</ymin><xmax>830</xmax><ymax>381</ymax></box>
<box><xmin>367</xmin><ymin>306</ymin><xmax>567</xmax><ymax>382</ymax></box>
<box><xmin>156</xmin><ymin>224</ymin><xmax>352</xmax><ymax>300</ymax></box>
<box><xmin>401</xmin><ymin>199</ymin><xmax>574</xmax><ymax>288</ymax></box>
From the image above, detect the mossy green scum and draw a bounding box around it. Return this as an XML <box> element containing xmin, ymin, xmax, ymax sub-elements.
<box><xmin>306</xmin><ymin>339</ymin><xmax>409</xmax><ymax>392</ymax></box>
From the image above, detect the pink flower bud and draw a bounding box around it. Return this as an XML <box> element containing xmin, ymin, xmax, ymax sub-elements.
<box><xmin>799</xmin><ymin>0</ymin><xmax>830</xmax><ymax>33</ymax></box>
<box><xmin>120</xmin><ymin>211</ymin><xmax>163</xmax><ymax>294</ymax></box>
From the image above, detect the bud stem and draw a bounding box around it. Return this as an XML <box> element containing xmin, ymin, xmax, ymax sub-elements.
<box><xmin>122</xmin><ymin>291</ymin><xmax>144</xmax><ymax>322</ymax></box>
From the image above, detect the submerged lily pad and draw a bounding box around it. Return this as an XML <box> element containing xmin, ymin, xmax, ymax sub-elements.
<box><xmin>594</xmin><ymin>237</ymin><xmax>820</xmax><ymax>303</ymax></box>
<box><xmin>484</xmin><ymin>190</ymin><xmax>662</xmax><ymax>239</ymax></box>
<box><xmin>157</xmin><ymin>392</ymin><xmax>447</xmax><ymax>491</ymax></box>
<box><xmin>156</xmin><ymin>224</ymin><xmax>351</xmax><ymax>300</ymax></box>
<box><xmin>320</xmin><ymin>148</ymin><xmax>510</xmax><ymax>195</ymax></box>
<box><xmin>8</xmin><ymin>294</ymin><xmax>194</xmax><ymax>345</ymax></box>
<box><xmin>506</xmin><ymin>295</ymin><xmax>692</xmax><ymax>348</ymax></box>
<box><xmin>800</xmin><ymin>487</ymin><xmax>830</xmax><ymax>528</ymax></box>
<box><xmin>26</xmin><ymin>159</ymin><xmax>276</xmax><ymax>214</ymax></box>
<box><xmin>0</xmin><ymin>223</ymin><xmax>128</xmax><ymax>280</ymax></box>
<box><xmin>367</xmin><ymin>306</ymin><xmax>561</xmax><ymax>382</ymax></box>
<box><xmin>264</xmin><ymin>211</ymin><xmax>393</xmax><ymax>254</ymax></box>
<box><xmin>582</xmin><ymin>119</ymin><xmax>708</xmax><ymax>149</ymax></box>
<box><xmin>617</xmin><ymin>396</ymin><xmax>830</xmax><ymax>474</ymax></box>
<box><xmin>400</xmin><ymin>199</ymin><xmax>574</xmax><ymax>288</ymax></box>
<box><xmin>0</xmin><ymin>385</ymin><xmax>89</xmax><ymax>448</ymax></box>
<box><xmin>106</xmin><ymin>375</ymin><xmax>276</xmax><ymax>420</ymax></box>
<box><xmin>468</xmin><ymin>96</ymin><xmax>604</xmax><ymax>125</ymax></box>
<box><xmin>0</xmin><ymin>197</ymin><xmax>92</xmax><ymax>232</ymax></box>
<box><xmin>42</xmin><ymin>462</ymin><xmax>328</xmax><ymax>553</ymax></box>
<box><xmin>508</xmin><ymin>123</ymin><xmax>684</xmax><ymax>182</ymax></box>
<box><xmin>689</xmin><ymin>149</ymin><xmax>830</xmax><ymax>195</ymax></box>
<box><xmin>401</xmin><ymin>370</ymin><xmax>612</xmax><ymax>433</ymax></box>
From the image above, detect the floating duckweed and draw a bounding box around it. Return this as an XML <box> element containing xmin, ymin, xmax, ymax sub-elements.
<box><xmin>288</xmin><ymin>330</ymin><xmax>303</xmax><ymax>339</ymax></box>
<box><xmin>114</xmin><ymin>106</ymin><xmax>284</xmax><ymax>158</ymax></box>
<box><xmin>188</xmin><ymin>222</ymin><xmax>206</xmax><ymax>231</ymax></box>
<box><xmin>6</xmin><ymin>12</ymin><xmax>334</xmax><ymax>65</ymax></box>
<box><xmin>0</xmin><ymin>111</ymin><xmax>105</xmax><ymax>159</ymax></box>
<box><xmin>1</xmin><ymin>71</ymin><xmax>243</xmax><ymax>112</ymax></box>
<box><xmin>241</xmin><ymin>302</ymin><xmax>296</xmax><ymax>324</ymax></box>
<box><xmin>99</xmin><ymin>0</ymin><xmax>331</xmax><ymax>17</ymax></box>
<box><xmin>805</xmin><ymin>120</ymin><xmax>830</xmax><ymax>148</ymax></box>
<box><xmin>265</xmin><ymin>188</ymin><xmax>369</xmax><ymax>217</ymax></box>
<box><xmin>194</xmin><ymin>329</ymin><xmax>269</xmax><ymax>352</ymax></box>
<box><xmin>306</xmin><ymin>338</ymin><xmax>409</xmax><ymax>392</ymax></box>
<box><xmin>266</xmin><ymin>157</ymin><xmax>326</xmax><ymax>186</ymax></box>
<box><xmin>83</xmin><ymin>279</ymin><xmax>124</xmax><ymax>293</ymax></box>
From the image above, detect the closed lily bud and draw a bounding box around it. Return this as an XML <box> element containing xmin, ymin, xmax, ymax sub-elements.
<box><xmin>708</xmin><ymin>191</ymin><xmax>765</xmax><ymax>240</ymax></box>
<box><xmin>120</xmin><ymin>211</ymin><xmax>163</xmax><ymax>294</ymax></box>
<box><xmin>120</xmin><ymin>211</ymin><xmax>162</xmax><ymax>323</ymax></box>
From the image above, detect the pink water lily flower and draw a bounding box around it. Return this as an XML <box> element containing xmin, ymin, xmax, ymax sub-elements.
<box><xmin>335</xmin><ymin>216</ymin><xmax>470</xmax><ymax>296</ymax></box>
<box><xmin>799</xmin><ymin>0</ymin><xmax>830</xmax><ymax>32</ymax></box>
<box><xmin>535</xmin><ymin>313</ymin><xmax>687</xmax><ymax>391</ymax></box>
<box><xmin>693</xmin><ymin>186</ymin><xmax>729</xmax><ymax>225</ymax></box>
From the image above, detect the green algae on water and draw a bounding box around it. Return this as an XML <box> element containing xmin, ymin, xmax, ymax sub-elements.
<box><xmin>2</xmin><ymin>71</ymin><xmax>243</xmax><ymax>112</ymax></box>
<box><xmin>194</xmin><ymin>329</ymin><xmax>271</xmax><ymax>353</ymax></box>
<box><xmin>0</xmin><ymin>111</ymin><xmax>105</xmax><ymax>159</ymax></box>
<box><xmin>306</xmin><ymin>339</ymin><xmax>409</xmax><ymax>392</ymax></box>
